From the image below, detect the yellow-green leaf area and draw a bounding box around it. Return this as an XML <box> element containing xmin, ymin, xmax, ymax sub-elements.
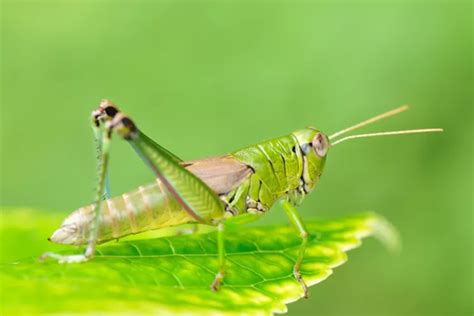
<box><xmin>0</xmin><ymin>209</ymin><xmax>398</xmax><ymax>315</ymax></box>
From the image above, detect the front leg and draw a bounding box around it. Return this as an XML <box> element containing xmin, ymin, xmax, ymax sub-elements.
<box><xmin>281</xmin><ymin>200</ymin><xmax>310</xmax><ymax>298</ymax></box>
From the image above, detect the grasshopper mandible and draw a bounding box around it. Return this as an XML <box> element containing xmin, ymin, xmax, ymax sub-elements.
<box><xmin>41</xmin><ymin>101</ymin><xmax>442</xmax><ymax>297</ymax></box>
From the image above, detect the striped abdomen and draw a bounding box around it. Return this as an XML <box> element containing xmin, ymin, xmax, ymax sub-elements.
<box><xmin>50</xmin><ymin>156</ymin><xmax>252</xmax><ymax>246</ymax></box>
<box><xmin>50</xmin><ymin>180</ymin><xmax>196</xmax><ymax>245</ymax></box>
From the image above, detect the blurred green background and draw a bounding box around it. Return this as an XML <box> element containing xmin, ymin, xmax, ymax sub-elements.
<box><xmin>1</xmin><ymin>0</ymin><xmax>472</xmax><ymax>315</ymax></box>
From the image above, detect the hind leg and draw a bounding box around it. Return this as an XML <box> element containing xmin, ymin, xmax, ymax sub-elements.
<box><xmin>41</xmin><ymin>100</ymin><xmax>118</xmax><ymax>263</ymax></box>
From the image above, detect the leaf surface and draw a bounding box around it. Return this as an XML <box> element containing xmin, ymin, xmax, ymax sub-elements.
<box><xmin>0</xmin><ymin>208</ymin><xmax>398</xmax><ymax>315</ymax></box>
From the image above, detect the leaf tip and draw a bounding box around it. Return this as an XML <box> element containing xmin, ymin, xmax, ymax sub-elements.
<box><xmin>367</xmin><ymin>214</ymin><xmax>401</xmax><ymax>255</ymax></box>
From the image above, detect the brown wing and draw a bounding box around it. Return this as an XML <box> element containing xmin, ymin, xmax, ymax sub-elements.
<box><xmin>182</xmin><ymin>156</ymin><xmax>252</xmax><ymax>194</ymax></box>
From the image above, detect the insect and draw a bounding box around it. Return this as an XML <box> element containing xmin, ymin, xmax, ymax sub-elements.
<box><xmin>41</xmin><ymin>100</ymin><xmax>442</xmax><ymax>297</ymax></box>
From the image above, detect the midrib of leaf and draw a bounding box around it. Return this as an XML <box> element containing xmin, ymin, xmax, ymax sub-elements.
<box><xmin>0</xmin><ymin>209</ymin><xmax>397</xmax><ymax>315</ymax></box>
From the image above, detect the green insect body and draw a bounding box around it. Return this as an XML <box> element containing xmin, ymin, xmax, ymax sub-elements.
<box><xmin>51</xmin><ymin>129</ymin><xmax>327</xmax><ymax>246</ymax></box>
<box><xmin>42</xmin><ymin>100</ymin><xmax>442</xmax><ymax>296</ymax></box>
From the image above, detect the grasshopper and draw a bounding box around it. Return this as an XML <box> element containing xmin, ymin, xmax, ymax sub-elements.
<box><xmin>41</xmin><ymin>100</ymin><xmax>442</xmax><ymax>296</ymax></box>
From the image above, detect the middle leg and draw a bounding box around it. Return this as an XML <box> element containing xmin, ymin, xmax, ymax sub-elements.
<box><xmin>210</xmin><ymin>222</ymin><xmax>226</xmax><ymax>291</ymax></box>
<box><xmin>281</xmin><ymin>200</ymin><xmax>310</xmax><ymax>298</ymax></box>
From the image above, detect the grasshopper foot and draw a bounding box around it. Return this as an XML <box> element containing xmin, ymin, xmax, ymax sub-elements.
<box><xmin>210</xmin><ymin>271</ymin><xmax>224</xmax><ymax>292</ymax></box>
<box><xmin>293</xmin><ymin>270</ymin><xmax>309</xmax><ymax>298</ymax></box>
<box><xmin>39</xmin><ymin>252</ymin><xmax>90</xmax><ymax>264</ymax></box>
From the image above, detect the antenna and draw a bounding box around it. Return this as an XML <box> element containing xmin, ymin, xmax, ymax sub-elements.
<box><xmin>328</xmin><ymin>105</ymin><xmax>410</xmax><ymax>140</ymax></box>
<box><xmin>330</xmin><ymin>128</ymin><xmax>444</xmax><ymax>146</ymax></box>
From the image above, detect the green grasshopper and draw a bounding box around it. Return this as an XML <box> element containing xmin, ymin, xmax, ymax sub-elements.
<box><xmin>41</xmin><ymin>100</ymin><xmax>442</xmax><ymax>296</ymax></box>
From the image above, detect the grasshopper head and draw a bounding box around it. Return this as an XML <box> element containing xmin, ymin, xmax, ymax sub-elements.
<box><xmin>293</xmin><ymin>128</ymin><xmax>329</xmax><ymax>192</ymax></box>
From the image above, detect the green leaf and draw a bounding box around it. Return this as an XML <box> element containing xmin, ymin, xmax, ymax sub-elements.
<box><xmin>0</xmin><ymin>208</ymin><xmax>398</xmax><ymax>315</ymax></box>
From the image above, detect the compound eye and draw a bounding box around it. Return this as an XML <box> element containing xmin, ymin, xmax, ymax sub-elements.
<box><xmin>312</xmin><ymin>133</ymin><xmax>329</xmax><ymax>157</ymax></box>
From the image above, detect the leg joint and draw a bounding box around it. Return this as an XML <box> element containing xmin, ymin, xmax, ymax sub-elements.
<box><xmin>109</xmin><ymin>114</ymin><xmax>138</xmax><ymax>140</ymax></box>
<box><xmin>92</xmin><ymin>99</ymin><xmax>138</xmax><ymax>140</ymax></box>
<box><xmin>300</xmin><ymin>231</ymin><xmax>309</xmax><ymax>239</ymax></box>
